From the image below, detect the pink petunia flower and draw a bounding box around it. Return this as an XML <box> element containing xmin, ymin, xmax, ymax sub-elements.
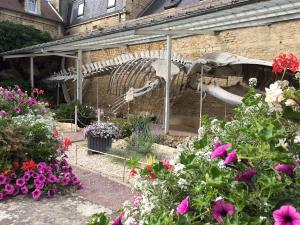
<box><xmin>21</xmin><ymin>186</ymin><xmax>28</xmax><ymax>194</ymax></box>
<box><xmin>177</xmin><ymin>196</ymin><xmax>190</xmax><ymax>215</ymax></box>
<box><xmin>224</xmin><ymin>151</ymin><xmax>238</xmax><ymax>165</ymax></box>
<box><xmin>112</xmin><ymin>212</ymin><xmax>124</xmax><ymax>225</ymax></box>
<box><xmin>16</xmin><ymin>178</ymin><xmax>26</xmax><ymax>187</ymax></box>
<box><xmin>275</xmin><ymin>164</ymin><xmax>295</xmax><ymax>178</ymax></box>
<box><xmin>32</xmin><ymin>188</ymin><xmax>41</xmax><ymax>200</ymax></box>
<box><xmin>273</xmin><ymin>205</ymin><xmax>300</xmax><ymax>225</ymax></box>
<box><xmin>212</xmin><ymin>200</ymin><xmax>235</xmax><ymax>223</ymax></box>
<box><xmin>235</xmin><ymin>169</ymin><xmax>257</xmax><ymax>184</ymax></box>
<box><xmin>211</xmin><ymin>144</ymin><xmax>231</xmax><ymax>160</ymax></box>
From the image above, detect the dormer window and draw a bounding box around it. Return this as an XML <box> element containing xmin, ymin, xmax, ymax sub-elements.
<box><xmin>107</xmin><ymin>0</ymin><xmax>116</xmax><ymax>9</ymax></box>
<box><xmin>77</xmin><ymin>3</ymin><xmax>84</xmax><ymax>17</ymax></box>
<box><xmin>28</xmin><ymin>0</ymin><xmax>37</xmax><ymax>13</ymax></box>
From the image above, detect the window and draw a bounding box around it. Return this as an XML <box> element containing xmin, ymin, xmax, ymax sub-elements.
<box><xmin>77</xmin><ymin>3</ymin><xmax>84</xmax><ymax>17</ymax></box>
<box><xmin>28</xmin><ymin>0</ymin><xmax>37</xmax><ymax>13</ymax></box>
<box><xmin>107</xmin><ymin>0</ymin><xmax>116</xmax><ymax>8</ymax></box>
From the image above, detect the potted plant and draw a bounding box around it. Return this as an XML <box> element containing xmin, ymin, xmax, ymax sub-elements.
<box><xmin>83</xmin><ymin>122</ymin><xmax>120</xmax><ymax>153</ymax></box>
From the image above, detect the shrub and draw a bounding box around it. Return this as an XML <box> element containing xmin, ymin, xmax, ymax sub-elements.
<box><xmin>113</xmin><ymin>54</ymin><xmax>300</xmax><ymax>224</ymax></box>
<box><xmin>0</xmin><ymin>21</ymin><xmax>52</xmax><ymax>53</ymax></box>
<box><xmin>54</xmin><ymin>102</ymin><xmax>96</xmax><ymax>128</ymax></box>
<box><xmin>126</xmin><ymin>131</ymin><xmax>158</xmax><ymax>156</ymax></box>
<box><xmin>0</xmin><ymin>86</ymin><xmax>81</xmax><ymax>201</ymax></box>
<box><xmin>87</xmin><ymin>213</ymin><xmax>110</xmax><ymax>225</ymax></box>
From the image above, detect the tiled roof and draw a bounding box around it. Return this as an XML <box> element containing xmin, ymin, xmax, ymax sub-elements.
<box><xmin>140</xmin><ymin>0</ymin><xmax>244</xmax><ymax>17</ymax></box>
<box><xmin>0</xmin><ymin>0</ymin><xmax>63</xmax><ymax>23</ymax></box>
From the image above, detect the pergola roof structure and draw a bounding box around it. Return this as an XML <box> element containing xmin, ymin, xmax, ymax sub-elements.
<box><xmin>1</xmin><ymin>0</ymin><xmax>300</xmax><ymax>58</ymax></box>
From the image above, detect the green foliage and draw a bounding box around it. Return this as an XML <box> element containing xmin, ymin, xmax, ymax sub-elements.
<box><xmin>87</xmin><ymin>213</ymin><xmax>110</xmax><ymax>225</ymax></box>
<box><xmin>54</xmin><ymin>102</ymin><xmax>96</xmax><ymax>128</ymax></box>
<box><xmin>121</xmin><ymin>84</ymin><xmax>300</xmax><ymax>224</ymax></box>
<box><xmin>0</xmin><ymin>21</ymin><xmax>52</xmax><ymax>53</ymax></box>
<box><xmin>0</xmin><ymin>79</ymin><xmax>30</xmax><ymax>93</ymax></box>
<box><xmin>126</xmin><ymin>131</ymin><xmax>158</xmax><ymax>155</ymax></box>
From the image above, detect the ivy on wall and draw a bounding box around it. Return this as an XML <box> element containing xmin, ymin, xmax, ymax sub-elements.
<box><xmin>0</xmin><ymin>21</ymin><xmax>52</xmax><ymax>53</ymax></box>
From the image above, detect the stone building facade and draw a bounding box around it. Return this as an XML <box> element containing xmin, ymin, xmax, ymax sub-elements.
<box><xmin>0</xmin><ymin>0</ymin><xmax>63</xmax><ymax>38</ymax></box>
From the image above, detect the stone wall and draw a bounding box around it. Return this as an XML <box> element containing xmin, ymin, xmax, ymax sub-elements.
<box><xmin>68</xmin><ymin>18</ymin><xmax>300</xmax><ymax>132</ymax></box>
<box><xmin>0</xmin><ymin>8</ymin><xmax>62</xmax><ymax>38</ymax></box>
<box><xmin>124</xmin><ymin>0</ymin><xmax>154</xmax><ymax>19</ymax></box>
<box><xmin>66</xmin><ymin>13</ymin><xmax>122</xmax><ymax>35</ymax></box>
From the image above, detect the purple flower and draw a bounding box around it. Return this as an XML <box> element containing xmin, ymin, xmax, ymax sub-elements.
<box><xmin>275</xmin><ymin>164</ymin><xmax>295</xmax><ymax>178</ymax></box>
<box><xmin>0</xmin><ymin>110</ymin><xmax>8</xmax><ymax>117</ymax></box>
<box><xmin>60</xmin><ymin>176</ymin><xmax>70</xmax><ymax>186</ymax></box>
<box><xmin>112</xmin><ymin>213</ymin><xmax>124</xmax><ymax>225</ymax></box>
<box><xmin>23</xmin><ymin>172</ymin><xmax>31</xmax><ymax>181</ymax></box>
<box><xmin>5</xmin><ymin>184</ymin><xmax>15</xmax><ymax>195</ymax></box>
<box><xmin>211</xmin><ymin>144</ymin><xmax>231</xmax><ymax>159</ymax></box>
<box><xmin>10</xmin><ymin>173</ymin><xmax>17</xmax><ymax>179</ymax></box>
<box><xmin>34</xmin><ymin>179</ymin><xmax>44</xmax><ymax>189</ymax></box>
<box><xmin>28</xmin><ymin>97</ymin><xmax>37</xmax><ymax>105</ymax></box>
<box><xmin>212</xmin><ymin>200</ymin><xmax>235</xmax><ymax>223</ymax></box>
<box><xmin>47</xmin><ymin>175</ymin><xmax>58</xmax><ymax>183</ymax></box>
<box><xmin>12</xmin><ymin>186</ymin><xmax>19</xmax><ymax>196</ymax></box>
<box><xmin>273</xmin><ymin>205</ymin><xmax>300</xmax><ymax>225</ymax></box>
<box><xmin>32</xmin><ymin>188</ymin><xmax>41</xmax><ymax>200</ymax></box>
<box><xmin>214</xmin><ymin>140</ymin><xmax>222</xmax><ymax>149</ymax></box>
<box><xmin>0</xmin><ymin>192</ymin><xmax>4</xmax><ymax>200</ymax></box>
<box><xmin>37</xmin><ymin>174</ymin><xmax>46</xmax><ymax>183</ymax></box>
<box><xmin>37</xmin><ymin>162</ymin><xmax>47</xmax><ymax>173</ymax></box>
<box><xmin>0</xmin><ymin>174</ymin><xmax>7</xmax><ymax>185</ymax></box>
<box><xmin>235</xmin><ymin>169</ymin><xmax>257</xmax><ymax>184</ymax></box>
<box><xmin>71</xmin><ymin>176</ymin><xmax>80</xmax><ymax>185</ymax></box>
<box><xmin>21</xmin><ymin>186</ymin><xmax>28</xmax><ymax>194</ymax></box>
<box><xmin>224</xmin><ymin>151</ymin><xmax>238</xmax><ymax>165</ymax></box>
<box><xmin>176</xmin><ymin>196</ymin><xmax>190</xmax><ymax>215</ymax></box>
<box><xmin>14</xmin><ymin>84</ymin><xmax>20</xmax><ymax>90</ymax></box>
<box><xmin>14</xmin><ymin>107</ymin><xmax>21</xmax><ymax>114</ymax></box>
<box><xmin>16</xmin><ymin>178</ymin><xmax>26</xmax><ymax>187</ymax></box>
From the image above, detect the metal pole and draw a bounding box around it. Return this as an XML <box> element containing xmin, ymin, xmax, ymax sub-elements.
<box><xmin>75</xmin><ymin>144</ymin><xmax>78</xmax><ymax>165</ymax></box>
<box><xmin>97</xmin><ymin>77</ymin><xmax>100</xmax><ymax>123</ymax></box>
<box><xmin>97</xmin><ymin>108</ymin><xmax>101</xmax><ymax>123</ymax></box>
<box><xmin>199</xmin><ymin>66</ymin><xmax>204</xmax><ymax>128</ymax></box>
<box><xmin>76</xmin><ymin>50</ymin><xmax>83</xmax><ymax>104</ymax></box>
<box><xmin>30</xmin><ymin>56</ymin><xmax>34</xmax><ymax>90</ymax></box>
<box><xmin>57</xmin><ymin>83</ymin><xmax>60</xmax><ymax>106</ymax></box>
<box><xmin>164</xmin><ymin>35</ymin><xmax>172</xmax><ymax>135</ymax></box>
<box><xmin>75</xmin><ymin>105</ymin><xmax>78</xmax><ymax>132</ymax></box>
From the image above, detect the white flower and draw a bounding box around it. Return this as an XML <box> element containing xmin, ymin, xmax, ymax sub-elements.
<box><xmin>173</xmin><ymin>163</ymin><xmax>185</xmax><ymax>175</ymax></box>
<box><xmin>198</xmin><ymin>126</ymin><xmax>206</xmax><ymax>139</ymax></box>
<box><xmin>249</xmin><ymin>78</ymin><xmax>257</xmax><ymax>87</ymax></box>
<box><xmin>294</xmin><ymin>135</ymin><xmax>300</xmax><ymax>144</ymax></box>
<box><xmin>215</xmin><ymin>196</ymin><xmax>223</xmax><ymax>201</ymax></box>
<box><xmin>178</xmin><ymin>178</ymin><xmax>188</xmax><ymax>190</ymax></box>
<box><xmin>285</xmin><ymin>99</ymin><xmax>298</xmax><ymax>107</ymax></box>
<box><xmin>277</xmin><ymin>138</ymin><xmax>288</xmax><ymax>149</ymax></box>
<box><xmin>265</xmin><ymin>82</ymin><xmax>284</xmax><ymax>112</ymax></box>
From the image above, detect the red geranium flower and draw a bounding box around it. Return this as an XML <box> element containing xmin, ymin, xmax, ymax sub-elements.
<box><xmin>32</xmin><ymin>88</ymin><xmax>45</xmax><ymax>95</ymax></box>
<box><xmin>272</xmin><ymin>53</ymin><xmax>300</xmax><ymax>74</ymax></box>
<box><xmin>130</xmin><ymin>169</ymin><xmax>137</xmax><ymax>177</ymax></box>
<box><xmin>21</xmin><ymin>160</ymin><xmax>36</xmax><ymax>171</ymax></box>
<box><xmin>161</xmin><ymin>160</ymin><xmax>174</xmax><ymax>172</ymax></box>
<box><xmin>63</xmin><ymin>138</ymin><xmax>72</xmax><ymax>149</ymax></box>
<box><xmin>145</xmin><ymin>165</ymin><xmax>152</xmax><ymax>172</ymax></box>
<box><xmin>53</xmin><ymin>129</ymin><xmax>59</xmax><ymax>138</ymax></box>
<box><xmin>149</xmin><ymin>172</ymin><xmax>157</xmax><ymax>180</ymax></box>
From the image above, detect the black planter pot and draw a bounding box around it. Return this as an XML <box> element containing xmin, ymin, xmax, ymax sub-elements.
<box><xmin>87</xmin><ymin>135</ymin><xmax>112</xmax><ymax>153</ymax></box>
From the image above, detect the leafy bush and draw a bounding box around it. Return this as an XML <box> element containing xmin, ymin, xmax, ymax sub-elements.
<box><xmin>126</xmin><ymin>131</ymin><xmax>159</xmax><ymax>156</ymax></box>
<box><xmin>112</xmin><ymin>54</ymin><xmax>300</xmax><ymax>225</ymax></box>
<box><xmin>0</xmin><ymin>86</ymin><xmax>81</xmax><ymax>201</ymax></box>
<box><xmin>110</xmin><ymin>115</ymin><xmax>151</xmax><ymax>138</ymax></box>
<box><xmin>54</xmin><ymin>102</ymin><xmax>96</xmax><ymax>128</ymax></box>
<box><xmin>87</xmin><ymin>213</ymin><xmax>110</xmax><ymax>225</ymax></box>
<box><xmin>0</xmin><ymin>21</ymin><xmax>52</xmax><ymax>53</ymax></box>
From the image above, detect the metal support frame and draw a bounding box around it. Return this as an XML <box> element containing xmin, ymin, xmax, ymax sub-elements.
<box><xmin>3</xmin><ymin>53</ymin><xmax>77</xmax><ymax>60</ymax></box>
<box><xmin>76</xmin><ymin>50</ymin><xmax>83</xmax><ymax>104</ymax></box>
<box><xmin>30</xmin><ymin>56</ymin><xmax>34</xmax><ymax>90</ymax></box>
<box><xmin>164</xmin><ymin>35</ymin><xmax>172</xmax><ymax>135</ymax></box>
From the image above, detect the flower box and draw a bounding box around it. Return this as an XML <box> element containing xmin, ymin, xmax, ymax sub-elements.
<box><xmin>87</xmin><ymin>135</ymin><xmax>112</xmax><ymax>153</ymax></box>
<box><xmin>83</xmin><ymin>122</ymin><xmax>120</xmax><ymax>153</ymax></box>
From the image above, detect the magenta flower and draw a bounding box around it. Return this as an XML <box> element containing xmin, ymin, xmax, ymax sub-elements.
<box><xmin>224</xmin><ymin>151</ymin><xmax>238</xmax><ymax>165</ymax></box>
<box><xmin>112</xmin><ymin>212</ymin><xmax>124</xmax><ymax>225</ymax></box>
<box><xmin>23</xmin><ymin>172</ymin><xmax>31</xmax><ymax>181</ymax></box>
<box><xmin>37</xmin><ymin>174</ymin><xmax>46</xmax><ymax>183</ymax></box>
<box><xmin>14</xmin><ymin>107</ymin><xmax>21</xmax><ymax>114</ymax></box>
<box><xmin>273</xmin><ymin>205</ymin><xmax>300</xmax><ymax>225</ymax></box>
<box><xmin>34</xmin><ymin>179</ymin><xmax>44</xmax><ymax>189</ymax></box>
<box><xmin>0</xmin><ymin>110</ymin><xmax>8</xmax><ymax>117</ymax></box>
<box><xmin>21</xmin><ymin>186</ymin><xmax>28</xmax><ymax>194</ymax></box>
<box><xmin>32</xmin><ymin>188</ymin><xmax>41</xmax><ymax>200</ymax></box>
<box><xmin>0</xmin><ymin>192</ymin><xmax>4</xmax><ymax>200</ymax></box>
<box><xmin>176</xmin><ymin>196</ymin><xmax>190</xmax><ymax>215</ymax></box>
<box><xmin>61</xmin><ymin>176</ymin><xmax>70</xmax><ymax>186</ymax></box>
<box><xmin>5</xmin><ymin>184</ymin><xmax>15</xmax><ymax>195</ymax></box>
<box><xmin>275</xmin><ymin>164</ymin><xmax>295</xmax><ymax>178</ymax></box>
<box><xmin>47</xmin><ymin>190</ymin><xmax>55</xmax><ymax>198</ymax></box>
<box><xmin>12</xmin><ymin>186</ymin><xmax>19</xmax><ymax>196</ymax></box>
<box><xmin>71</xmin><ymin>176</ymin><xmax>80</xmax><ymax>185</ymax></box>
<box><xmin>0</xmin><ymin>174</ymin><xmax>7</xmax><ymax>185</ymax></box>
<box><xmin>47</xmin><ymin>175</ymin><xmax>58</xmax><ymax>183</ymax></box>
<box><xmin>214</xmin><ymin>140</ymin><xmax>222</xmax><ymax>149</ymax></box>
<box><xmin>211</xmin><ymin>144</ymin><xmax>231</xmax><ymax>159</ymax></box>
<box><xmin>10</xmin><ymin>173</ymin><xmax>17</xmax><ymax>179</ymax></box>
<box><xmin>235</xmin><ymin>169</ymin><xmax>257</xmax><ymax>184</ymax></box>
<box><xmin>16</xmin><ymin>178</ymin><xmax>26</xmax><ymax>187</ymax></box>
<box><xmin>212</xmin><ymin>200</ymin><xmax>235</xmax><ymax>223</ymax></box>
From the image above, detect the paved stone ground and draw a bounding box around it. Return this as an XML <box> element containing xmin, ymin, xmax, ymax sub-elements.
<box><xmin>0</xmin><ymin>166</ymin><xmax>132</xmax><ymax>225</ymax></box>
